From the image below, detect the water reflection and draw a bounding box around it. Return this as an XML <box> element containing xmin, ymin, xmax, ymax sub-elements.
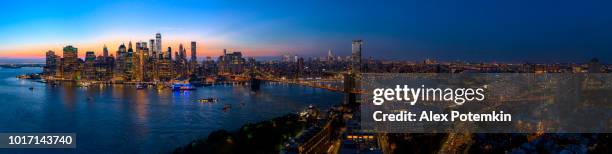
<box><xmin>134</xmin><ymin>89</ymin><xmax>149</xmax><ymax>123</ymax></box>
<box><xmin>0</xmin><ymin>67</ymin><xmax>343</xmax><ymax>153</ymax></box>
<box><xmin>61</xmin><ymin>85</ymin><xmax>77</xmax><ymax>110</ymax></box>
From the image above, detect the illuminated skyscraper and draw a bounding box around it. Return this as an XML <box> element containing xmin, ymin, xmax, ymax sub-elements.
<box><xmin>190</xmin><ymin>41</ymin><xmax>197</xmax><ymax>62</ymax></box>
<box><xmin>149</xmin><ymin>39</ymin><xmax>156</xmax><ymax>59</ymax></box>
<box><xmin>156</xmin><ymin>33</ymin><xmax>167</xmax><ymax>59</ymax></box>
<box><xmin>218</xmin><ymin>50</ymin><xmax>245</xmax><ymax>74</ymax></box>
<box><xmin>44</xmin><ymin>50</ymin><xmax>58</xmax><ymax>76</ymax></box>
<box><xmin>167</xmin><ymin>47</ymin><xmax>172</xmax><ymax>60</ymax></box>
<box><xmin>128</xmin><ymin>41</ymin><xmax>133</xmax><ymax>52</ymax></box>
<box><xmin>179</xmin><ymin>44</ymin><xmax>186</xmax><ymax>60</ymax></box>
<box><xmin>117</xmin><ymin>44</ymin><xmax>127</xmax><ymax>57</ymax></box>
<box><xmin>188</xmin><ymin>41</ymin><xmax>198</xmax><ymax>75</ymax></box>
<box><xmin>63</xmin><ymin>45</ymin><xmax>78</xmax><ymax>66</ymax></box>
<box><xmin>115</xmin><ymin>44</ymin><xmax>127</xmax><ymax>78</ymax></box>
<box><xmin>103</xmin><ymin>45</ymin><xmax>109</xmax><ymax>58</ymax></box>
<box><xmin>85</xmin><ymin>51</ymin><xmax>96</xmax><ymax>61</ymax></box>
<box><xmin>134</xmin><ymin>41</ymin><xmax>148</xmax><ymax>81</ymax></box>
<box><xmin>84</xmin><ymin>51</ymin><xmax>96</xmax><ymax>80</ymax></box>
<box><xmin>351</xmin><ymin>40</ymin><xmax>362</xmax><ymax>74</ymax></box>
<box><xmin>327</xmin><ymin>49</ymin><xmax>334</xmax><ymax>62</ymax></box>
<box><xmin>158</xmin><ymin>46</ymin><xmax>174</xmax><ymax>81</ymax></box>
<box><xmin>124</xmin><ymin>42</ymin><xmax>135</xmax><ymax>80</ymax></box>
<box><xmin>175</xmin><ymin>44</ymin><xmax>189</xmax><ymax>77</ymax></box>
<box><xmin>62</xmin><ymin>45</ymin><xmax>79</xmax><ymax>80</ymax></box>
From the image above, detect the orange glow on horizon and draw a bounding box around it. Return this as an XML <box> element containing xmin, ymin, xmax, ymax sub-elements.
<box><xmin>0</xmin><ymin>41</ymin><xmax>282</xmax><ymax>59</ymax></box>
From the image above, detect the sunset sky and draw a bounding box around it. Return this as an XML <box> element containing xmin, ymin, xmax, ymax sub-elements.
<box><xmin>1</xmin><ymin>0</ymin><xmax>611</xmax><ymax>62</ymax></box>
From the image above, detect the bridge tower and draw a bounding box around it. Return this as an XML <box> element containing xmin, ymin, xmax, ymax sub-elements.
<box><xmin>249</xmin><ymin>68</ymin><xmax>261</xmax><ymax>91</ymax></box>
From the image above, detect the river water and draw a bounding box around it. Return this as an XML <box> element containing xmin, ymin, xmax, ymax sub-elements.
<box><xmin>0</xmin><ymin>67</ymin><xmax>343</xmax><ymax>153</ymax></box>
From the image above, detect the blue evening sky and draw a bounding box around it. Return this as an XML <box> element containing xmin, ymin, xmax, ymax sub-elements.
<box><xmin>0</xmin><ymin>0</ymin><xmax>611</xmax><ymax>62</ymax></box>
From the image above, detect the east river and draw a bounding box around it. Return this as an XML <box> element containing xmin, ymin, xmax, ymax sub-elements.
<box><xmin>0</xmin><ymin>67</ymin><xmax>343</xmax><ymax>153</ymax></box>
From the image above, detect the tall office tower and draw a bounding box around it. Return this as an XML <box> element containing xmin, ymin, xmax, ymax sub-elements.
<box><xmin>133</xmin><ymin>41</ymin><xmax>147</xmax><ymax>81</ymax></box>
<box><xmin>223</xmin><ymin>49</ymin><xmax>227</xmax><ymax>61</ymax></box>
<box><xmin>351</xmin><ymin>40</ymin><xmax>362</xmax><ymax>74</ymax></box>
<box><xmin>85</xmin><ymin>51</ymin><xmax>96</xmax><ymax>61</ymax></box>
<box><xmin>141</xmin><ymin>43</ymin><xmax>150</xmax><ymax>81</ymax></box>
<box><xmin>116</xmin><ymin>44</ymin><xmax>127</xmax><ymax>77</ymax></box>
<box><xmin>175</xmin><ymin>44</ymin><xmax>188</xmax><ymax>77</ymax></box>
<box><xmin>45</xmin><ymin>50</ymin><xmax>56</xmax><ymax>65</ymax></box>
<box><xmin>167</xmin><ymin>47</ymin><xmax>172</xmax><ymax>60</ymax></box>
<box><xmin>297</xmin><ymin>57</ymin><xmax>304</xmax><ymax>78</ymax></box>
<box><xmin>127</xmin><ymin>42</ymin><xmax>135</xmax><ymax>79</ymax></box>
<box><xmin>190</xmin><ymin>41</ymin><xmax>197</xmax><ymax>62</ymax></box>
<box><xmin>141</xmin><ymin>42</ymin><xmax>148</xmax><ymax>51</ymax></box>
<box><xmin>117</xmin><ymin>43</ymin><xmax>126</xmax><ymax>57</ymax></box>
<box><xmin>63</xmin><ymin>45</ymin><xmax>78</xmax><ymax>67</ymax></box>
<box><xmin>178</xmin><ymin>44</ymin><xmax>186</xmax><ymax>60</ymax></box>
<box><xmin>218</xmin><ymin>50</ymin><xmax>245</xmax><ymax>74</ymax></box>
<box><xmin>327</xmin><ymin>49</ymin><xmax>334</xmax><ymax>62</ymax></box>
<box><xmin>101</xmin><ymin>45</ymin><xmax>111</xmax><ymax>78</ymax></box>
<box><xmin>44</xmin><ymin>50</ymin><xmax>57</xmax><ymax>75</ymax></box>
<box><xmin>218</xmin><ymin>49</ymin><xmax>228</xmax><ymax>74</ymax></box>
<box><xmin>135</xmin><ymin>42</ymin><xmax>141</xmax><ymax>50</ymax></box>
<box><xmin>157</xmin><ymin>54</ymin><xmax>173</xmax><ymax>82</ymax></box>
<box><xmin>149</xmin><ymin>39</ymin><xmax>156</xmax><ymax>58</ymax></box>
<box><xmin>83</xmin><ymin>51</ymin><xmax>96</xmax><ymax>80</ymax></box>
<box><xmin>103</xmin><ymin>45</ymin><xmax>109</xmax><ymax>58</ymax></box>
<box><xmin>124</xmin><ymin>42</ymin><xmax>135</xmax><ymax>80</ymax></box>
<box><xmin>128</xmin><ymin>41</ymin><xmax>133</xmax><ymax>53</ymax></box>
<box><xmin>62</xmin><ymin>45</ymin><xmax>79</xmax><ymax>80</ymax></box>
<box><xmin>156</xmin><ymin>33</ymin><xmax>164</xmax><ymax>59</ymax></box>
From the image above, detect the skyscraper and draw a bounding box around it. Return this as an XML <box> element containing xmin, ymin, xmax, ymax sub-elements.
<box><xmin>149</xmin><ymin>39</ymin><xmax>156</xmax><ymax>59</ymax></box>
<box><xmin>128</xmin><ymin>41</ymin><xmax>133</xmax><ymax>53</ymax></box>
<box><xmin>218</xmin><ymin>50</ymin><xmax>245</xmax><ymax>74</ymax></box>
<box><xmin>124</xmin><ymin>42</ymin><xmax>135</xmax><ymax>80</ymax></box>
<box><xmin>117</xmin><ymin>43</ymin><xmax>127</xmax><ymax>56</ymax></box>
<box><xmin>190</xmin><ymin>41</ymin><xmax>197</xmax><ymax>62</ymax></box>
<box><xmin>351</xmin><ymin>40</ymin><xmax>362</xmax><ymax>74</ymax></box>
<box><xmin>115</xmin><ymin>44</ymin><xmax>127</xmax><ymax>78</ymax></box>
<box><xmin>134</xmin><ymin>41</ymin><xmax>147</xmax><ymax>81</ymax></box>
<box><xmin>63</xmin><ymin>45</ymin><xmax>78</xmax><ymax>65</ymax></box>
<box><xmin>167</xmin><ymin>47</ymin><xmax>172</xmax><ymax>60</ymax></box>
<box><xmin>44</xmin><ymin>50</ymin><xmax>57</xmax><ymax>76</ymax></box>
<box><xmin>85</xmin><ymin>51</ymin><xmax>96</xmax><ymax>61</ymax></box>
<box><xmin>179</xmin><ymin>44</ymin><xmax>186</xmax><ymax>60</ymax></box>
<box><xmin>327</xmin><ymin>49</ymin><xmax>334</xmax><ymax>62</ymax></box>
<box><xmin>62</xmin><ymin>45</ymin><xmax>79</xmax><ymax>80</ymax></box>
<box><xmin>156</xmin><ymin>33</ymin><xmax>165</xmax><ymax>59</ymax></box>
<box><xmin>103</xmin><ymin>45</ymin><xmax>109</xmax><ymax>58</ymax></box>
<box><xmin>84</xmin><ymin>51</ymin><xmax>96</xmax><ymax>80</ymax></box>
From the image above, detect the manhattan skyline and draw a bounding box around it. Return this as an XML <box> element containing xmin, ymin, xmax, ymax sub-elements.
<box><xmin>1</xmin><ymin>0</ymin><xmax>612</xmax><ymax>62</ymax></box>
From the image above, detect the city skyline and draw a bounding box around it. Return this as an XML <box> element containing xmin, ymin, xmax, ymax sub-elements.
<box><xmin>2</xmin><ymin>1</ymin><xmax>610</xmax><ymax>154</ymax></box>
<box><xmin>1</xmin><ymin>0</ymin><xmax>612</xmax><ymax>62</ymax></box>
<box><xmin>6</xmin><ymin>32</ymin><xmax>359</xmax><ymax>62</ymax></box>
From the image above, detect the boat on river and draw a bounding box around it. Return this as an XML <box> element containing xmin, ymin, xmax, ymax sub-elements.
<box><xmin>136</xmin><ymin>84</ymin><xmax>145</xmax><ymax>90</ymax></box>
<box><xmin>197</xmin><ymin>97</ymin><xmax>218</xmax><ymax>103</ymax></box>
<box><xmin>223</xmin><ymin>104</ymin><xmax>231</xmax><ymax>111</ymax></box>
<box><xmin>171</xmin><ymin>83</ymin><xmax>196</xmax><ymax>91</ymax></box>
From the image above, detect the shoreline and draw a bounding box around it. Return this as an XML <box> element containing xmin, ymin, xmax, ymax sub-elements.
<box><xmin>173</xmin><ymin>113</ymin><xmax>306</xmax><ymax>154</ymax></box>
